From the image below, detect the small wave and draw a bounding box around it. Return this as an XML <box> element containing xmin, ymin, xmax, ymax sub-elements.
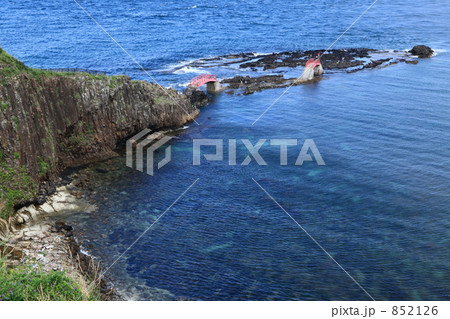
<box><xmin>432</xmin><ymin>48</ymin><xmax>447</xmax><ymax>56</ymax></box>
<box><xmin>173</xmin><ymin>66</ymin><xmax>206</xmax><ymax>74</ymax></box>
<box><xmin>79</xmin><ymin>245</ymin><xmax>94</xmax><ymax>257</ymax></box>
<box><xmin>162</xmin><ymin>52</ymin><xmax>272</xmax><ymax>74</ymax></box>
<box><xmin>161</xmin><ymin>58</ymin><xmax>199</xmax><ymax>72</ymax></box>
<box><xmin>178</xmin><ymin>81</ymin><xmax>192</xmax><ymax>87</ymax></box>
<box><xmin>251</xmin><ymin>52</ymin><xmax>274</xmax><ymax>56</ymax></box>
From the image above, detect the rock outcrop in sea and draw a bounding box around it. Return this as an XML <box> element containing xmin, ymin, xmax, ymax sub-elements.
<box><xmin>176</xmin><ymin>46</ymin><xmax>434</xmax><ymax>95</ymax></box>
<box><xmin>409</xmin><ymin>45</ymin><xmax>434</xmax><ymax>58</ymax></box>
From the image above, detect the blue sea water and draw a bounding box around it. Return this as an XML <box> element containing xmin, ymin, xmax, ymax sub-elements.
<box><xmin>1</xmin><ymin>0</ymin><xmax>449</xmax><ymax>300</ymax></box>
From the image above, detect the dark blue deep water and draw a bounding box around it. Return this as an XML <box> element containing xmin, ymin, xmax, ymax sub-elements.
<box><xmin>1</xmin><ymin>0</ymin><xmax>449</xmax><ymax>300</ymax></box>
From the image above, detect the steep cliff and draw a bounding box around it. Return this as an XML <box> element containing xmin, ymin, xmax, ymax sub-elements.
<box><xmin>0</xmin><ymin>47</ymin><xmax>200</xmax><ymax>219</ymax></box>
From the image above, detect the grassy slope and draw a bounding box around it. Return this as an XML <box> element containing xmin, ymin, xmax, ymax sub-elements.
<box><xmin>0</xmin><ymin>154</ymin><xmax>37</xmax><ymax>219</ymax></box>
<box><xmin>0</xmin><ymin>257</ymin><xmax>99</xmax><ymax>301</ymax></box>
<box><xmin>0</xmin><ymin>46</ymin><xmax>108</xmax><ymax>81</ymax></box>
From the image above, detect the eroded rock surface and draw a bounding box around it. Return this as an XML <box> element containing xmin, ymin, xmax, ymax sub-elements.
<box><xmin>0</xmin><ymin>75</ymin><xmax>199</xmax><ymax>179</ymax></box>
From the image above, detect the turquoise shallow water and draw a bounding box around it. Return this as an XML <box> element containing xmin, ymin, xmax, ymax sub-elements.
<box><xmin>1</xmin><ymin>0</ymin><xmax>449</xmax><ymax>300</ymax></box>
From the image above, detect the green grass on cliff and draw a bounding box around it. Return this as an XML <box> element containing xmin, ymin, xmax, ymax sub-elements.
<box><xmin>0</xmin><ymin>47</ymin><xmax>68</xmax><ymax>82</ymax></box>
<box><xmin>0</xmin><ymin>47</ymin><xmax>111</xmax><ymax>82</ymax></box>
<box><xmin>0</xmin><ymin>47</ymin><xmax>28</xmax><ymax>78</ymax></box>
<box><xmin>0</xmin><ymin>47</ymin><xmax>137</xmax><ymax>97</ymax></box>
<box><xmin>0</xmin><ymin>154</ymin><xmax>37</xmax><ymax>219</ymax></box>
<box><xmin>0</xmin><ymin>257</ymin><xmax>99</xmax><ymax>301</ymax></box>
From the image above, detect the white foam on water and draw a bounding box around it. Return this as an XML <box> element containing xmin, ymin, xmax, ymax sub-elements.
<box><xmin>251</xmin><ymin>52</ymin><xmax>272</xmax><ymax>56</ymax></box>
<box><xmin>162</xmin><ymin>52</ymin><xmax>274</xmax><ymax>74</ymax></box>
<box><xmin>177</xmin><ymin>81</ymin><xmax>193</xmax><ymax>87</ymax></box>
<box><xmin>173</xmin><ymin>66</ymin><xmax>206</xmax><ymax>74</ymax></box>
<box><xmin>432</xmin><ymin>48</ymin><xmax>447</xmax><ymax>56</ymax></box>
<box><xmin>80</xmin><ymin>248</ymin><xmax>93</xmax><ymax>256</ymax></box>
<box><xmin>160</xmin><ymin>58</ymin><xmax>199</xmax><ymax>73</ymax></box>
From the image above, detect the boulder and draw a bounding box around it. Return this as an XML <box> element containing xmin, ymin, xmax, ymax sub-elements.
<box><xmin>184</xmin><ymin>86</ymin><xmax>210</xmax><ymax>107</ymax></box>
<box><xmin>409</xmin><ymin>45</ymin><xmax>433</xmax><ymax>58</ymax></box>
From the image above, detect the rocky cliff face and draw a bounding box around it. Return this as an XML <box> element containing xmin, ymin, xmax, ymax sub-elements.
<box><xmin>0</xmin><ymin>48</ymin><xmax>200</xmax><ymax>219</ymax></box>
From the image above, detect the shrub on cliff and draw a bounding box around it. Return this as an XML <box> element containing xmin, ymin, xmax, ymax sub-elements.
<box><xmin>0</xmin><ymin>159</ymin><xmax>37</xmax><ymax>219</ymax></box>
<box><xmin>0</xmin><ymin>255</ymin><xmax>100</xmax><ymax>301</ymax></box>
<box><xmin>0</xmin><ymin>264</ymin><xmax>81</xmax><ymax>301</ymax></box>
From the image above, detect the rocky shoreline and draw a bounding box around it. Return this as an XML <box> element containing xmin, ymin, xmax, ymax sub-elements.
<box><xmin>1</xmin><ymin>173</ymin><xmax>124</xmax><ymax>300</ymax></box>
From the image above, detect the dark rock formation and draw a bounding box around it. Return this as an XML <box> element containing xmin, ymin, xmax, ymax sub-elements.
<box><xmin>0</xmin><ymin>75</ymin><xmax>199</xmax><ymax>171</ymax></box>
<box><xmin>409</xmin><ymin>45</ymin><xmax>434</xmax><ymax>58</ymax></box>
<box><xmin>184</xmin><ymin>86</ymin><xmax>210</xmax><ymax>107</ymax></box>
<box><xmin>239</xmin><ymin>48</ymin><xmax>371</xmax><ymax>70</ymax></box>
<box><xmin>217</xmin><ymin>46</ymin><xmax>429</xmax><ymax>95</ymax></box>
<box><xmin>0</xmin><ymin>48</ymin><xmax>200</xmax><ymax>217</ymax></box>
<box><xmin>222</xmin><ymin>75</ymin><xmax>306</xmax><ymax>95</ymax></box>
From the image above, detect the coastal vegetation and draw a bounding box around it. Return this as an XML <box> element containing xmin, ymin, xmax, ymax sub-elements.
<box><xmin>0</xmin><ymin>251</ymin><xmax>99</xmax><ymax>301</ymax></box>
<box><xmin>0</xmin><ymin>47</ymin><xmax>67</xmax><ymax>82</ymax></box>
<box><xmin>0</xmin><ymin>158</ymin><xmax>37</xmax><ymax>219</ymax></box>
<box><xmin>0</xmin><ymin>46</ymin><xmax>117</xmax><ymax>83</ymax></box>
